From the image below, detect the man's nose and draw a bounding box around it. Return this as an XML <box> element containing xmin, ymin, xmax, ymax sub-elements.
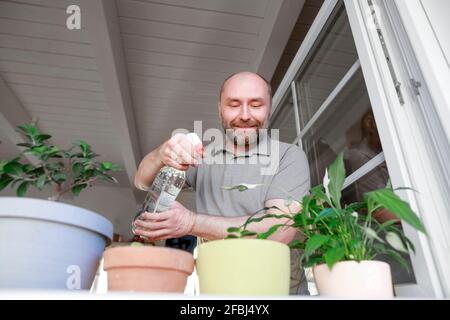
<box><xmin>239</xmin><ymin>105</ymin><xmax>251</xmax><ymax>121</ymax></box>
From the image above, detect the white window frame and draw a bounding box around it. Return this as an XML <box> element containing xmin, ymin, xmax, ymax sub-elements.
<box><xmin>270</xmin><ymin>0</ymin><xmax>449</xmax><ymax>298</ymax></box>
<box><xmin>344</xmin><ymin>0</ymin><xmax>449</xmax><ymax>297</ymax></box>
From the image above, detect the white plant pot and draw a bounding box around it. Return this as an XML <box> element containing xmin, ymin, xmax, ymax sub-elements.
<box><xmin>0</xmin><ymin>197</ymin><xmax>113</xmax><ymax>290</ymax></box>
<box><xmin>313</xmin><ymin>260</ymin><xmax>394</xmax><ymax>299</ymax></box>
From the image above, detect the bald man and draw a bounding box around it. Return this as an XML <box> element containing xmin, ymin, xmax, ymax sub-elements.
<box><xmin>134</xmin><ymin>71</ymin><xmax>311</xmax><ymax>294</ymax></box>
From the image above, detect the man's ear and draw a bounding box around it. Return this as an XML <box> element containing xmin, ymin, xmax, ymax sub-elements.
<box><xmin>217</xmin><ymin>101</ymin><xmax>222</xmax><ymax>118</ymax></box>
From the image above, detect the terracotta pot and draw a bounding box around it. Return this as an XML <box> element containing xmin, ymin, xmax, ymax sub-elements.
<box><xmin>313</xmin><ymin>260</ymin><xmax>394</xmax><ymax>299</ymax></box>
<box><xmin>196</xmin><ymin>239</ymin><xmax>290</xmax><ymax>295</ymax></box>
<box><xmin>103</xmin><ymin>246</ymin><xmax>194</xmax><ymax>292</ymax></box>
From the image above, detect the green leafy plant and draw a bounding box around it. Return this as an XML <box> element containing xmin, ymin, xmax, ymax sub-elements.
<box><xmin>225</xmin><ymin>153</ymin><xmax>426</xmax><ymax>272</ymax></box>
<box><xmin>0</xmin><ymin>123</ymin><xmax>121</xmax><ymax>201</ymax></box>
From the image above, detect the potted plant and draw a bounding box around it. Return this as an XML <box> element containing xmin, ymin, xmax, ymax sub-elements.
<box><xmin>300</xmin><ymin>154</ymin><xmax>425</xmax><ymax>298</ymax></box>
<box><xmin>196</xmin><ymin>187</ymin><xmax>295</xmax><ymax>296</ymax></box>
<box><xmin>214</xmin><ymin>153</ymin><xmax>426</xmax><ymax>298</ymax></box>
<box><xmin>195</xmin><ymin>237</ymin><xmax>290</xmax><ymax>295</ymax></box>
<box><xmin>102</xmin><ymin>191</ymin><xmax>195</xmax><ymax>293</ymax></box>
<box><xmin>0</xmin><ymin>123</ymin><xmax>120</xmax><ymax>290</ymax></box>
<box><xmin>103</xmin><ymin>239</ymin><xmax>195</xmax><ymax>293</ymax></box>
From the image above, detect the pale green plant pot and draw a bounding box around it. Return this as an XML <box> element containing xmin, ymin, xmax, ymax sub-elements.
<box><xmin>196</xmin><ymin>239</ymin><xmax>290</xmax><ymax>295</ymax></box>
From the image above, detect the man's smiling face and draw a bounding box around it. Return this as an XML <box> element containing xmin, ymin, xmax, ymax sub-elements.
<box><xmin>219</xmin><ymin>72</ymin><xmax>272</xmax><ymax>146</ymax></box>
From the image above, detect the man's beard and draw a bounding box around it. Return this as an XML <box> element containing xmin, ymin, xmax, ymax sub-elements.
<box><xmin>222</xmin><ymin>120</ymin><xmax>265</xmax><ymax>147</ymax></box>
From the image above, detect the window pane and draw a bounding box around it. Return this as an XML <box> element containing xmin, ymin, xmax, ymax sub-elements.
<box><xmin>302</xmin><ymin>70</ymin><xmax>381</xmax><ymax>186</ymax></box>
<box><xmin>270</xmin><ymin>91</ymin><xmax>298</xmax><ymax>143</ymax></box>
<box><xmin>295</xmin><ymin>5</ymin><xmax>358</xmax><ymax>128</ymax></box>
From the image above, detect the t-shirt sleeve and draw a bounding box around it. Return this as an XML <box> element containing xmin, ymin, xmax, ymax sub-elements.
<box><xmin>185</xmin><ymin>165</ymin><xmax>198</xmax><ymax>191</ymax></box>
<box><xmin>265</xmin><ymin>146</ymin><xmax>311</xmax><ymax>202</ymax></box>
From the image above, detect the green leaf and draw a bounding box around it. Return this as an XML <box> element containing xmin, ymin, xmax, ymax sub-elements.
<box><xmin>305</xmin><ymin>234</ymin><xmax>330</xmax><ymax>256</ymax></box>
<box><xmin>101</xmin><ymin>161</ymin><xmax>113</xmax><ymax>170</ymax></box>
<box><xmin>3</xmin><ymin>162</ymin><xmax>23</xmax><ymax>176</ymax></box>
<box><xmin>72</xmin><ymin>162</ymin><xmax>83</xmax><ymax>177</ymax></box>
<box><xmin>223</xmin><ymin>183</ymin><xmax>263</xmax><ymax>192</ymax></box>
<box><xmin>22</xmin><ymin>164</ymin><xmax>34</xmax><ymax>173</ymax></box>
<box><xmin>16</xmin><ymin>181</ymin><xmax>29</xmax><ymax>197</ymax></box>
<box><xmin>403</xmin><ymin>236</ymin><xmax>416</xmax><ymax>254</ymax></box>
<box><xmin>327</xmin><ymin>153</ymin><xmax>345</xmax><ymax>209</ymax></box>
<box><xmin>79</xmin><ymin>140</ymin><xmax>90</xmax><ymax>154</ymax></box>
<box><xmin>227</xmin><ymin>227</ymin><xmax>242</xmax><ymax>233</ymax></box>
<box><xmin>376</xmin><ymin>219</ymin><xmax>399</xmax><ymax>232</ymax></box>
<box><xmin>0</xmin><ymin>175</ymin><xmax>14</xmax><ymax>192</ymax></box>
<box><xmin>46</xmin><ymin>146</ymin><xmax>61</xmax><ymax>157</ymax></box>
<box><xmin>16</xmin><ymin>143</ymin><xmax>32</xmax><ymax>148</ymax></box>
<box><xmin>130</xmin><ymin>242</ymin><xmax>144</xmax><ymax>247</ymax></box>
<box><xmin>303</xmin><ymin>256</ymin><xmax>324</xmax><ymax>268</ymax></box>
<box><xmin>36</xmin><ymin>174</ymin><xmax>47</xmax><ymax>189</ymax></box>
<box><xmin>17</xmin><ymin>124</ymin><xmax>39</xmax><ymax>137</ymax></box>
<box><xmin>257</xmin><ymin>224</ymin><xmax>286</xmax><ymax>240</ymax></box>
<box><xmin>11</xmin><ymin>178</ymin><xmax>23</xmax><ymax>188</ymax></box>
<box><xmin>243</xmin><ymin>212</ymin><xmax>292</xmax><ymax>230</ymax></box>
<box><xmin>240</xmin><ymin>230</ymin><xmax>257</xmax><ymax>237</ymax></box>
<box><xmin>385</xmin><ymin>249</ymin><xmax>411</xmax><ymax>274</ymax></box>
<box><xmin>52</xmin><ymin>173</ymin><xmax>67</xmax><ymax>183</ymax></box>
<box><xmin>367</xmin><ymin>189</ymin><xmax>425</xmax><ymax>233</ymax></box>
<box><xmin>313</xmin><ymin>208</ymin><xmax>337</xmax><ymax>223</ymax></box>
<box><xmin>310</xmin><ymin>185</ymin><xmax>328</xmax><ymax>202</ymax></box>
<box><xmin>324</xmin><ymin>246</ymin><xmax>346</xmax><ymax>269</ymax></box>
<box><xmin>35</xmin><ymin>134</ymin><xmax>52</xmax><ymax>143</ymax></box>
<box><xmin>0</xmin><ymin>160</ymin><xmax>7</xmax><ymax>173</ymax></box>
<box><xmin>71</xmin><ymin>183</ymin><xmax>87</xmax><ymax>196</ymax></box>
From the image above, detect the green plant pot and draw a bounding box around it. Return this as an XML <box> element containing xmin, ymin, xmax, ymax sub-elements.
<box><xmin>196</xmin><ymin>238</ymin><xmax>290</xmax><ymax>295</ymax></box>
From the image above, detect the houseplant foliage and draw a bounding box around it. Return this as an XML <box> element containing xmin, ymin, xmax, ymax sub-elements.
<box><xmin>226</xmin><ymin>153</ymin><xmax>426</xmax><ymax>273</ymax></box>
<box><xmin>0</xmin><ymin>123</ymin><xmax>121</xmax><ymax>200</ymax></box>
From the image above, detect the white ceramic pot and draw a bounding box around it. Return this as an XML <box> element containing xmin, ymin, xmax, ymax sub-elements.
<box><xmin>0</xmin><ymin>197</ymin><xmax>113</xmax><ymax>290</ymax></box>
<box><xmin>196</xmin><ymin>239</ymin><xmax>290</xmax><ymax>295</ymax></box>
<box><xmin>313</xmin><ymin>260</ymin><xmax>394</xmax><ymax>299</ymax></box>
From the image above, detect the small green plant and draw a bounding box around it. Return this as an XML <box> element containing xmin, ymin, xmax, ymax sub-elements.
<box><xmin>225</xmin><ymin>153</ymin><xmax>426</xmax><ymax>272</ymax></box>
<box><xmin>0</xmin><ymin>123</ymin><xmax>121</xmax><ymax>201</ymax></box>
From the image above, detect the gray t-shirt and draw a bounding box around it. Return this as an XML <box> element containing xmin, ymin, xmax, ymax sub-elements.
<box><xmin>185</xmin><ymin>133</ymin><xmax>311</xmax><ymax>294</ymax></box>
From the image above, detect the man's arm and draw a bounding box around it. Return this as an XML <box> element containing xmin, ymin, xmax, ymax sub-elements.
<box><xmin>133</xmin><ymin>198</ymin><xmax>300</xmax><ymax>244</ymax></box>
<box><xmin>134</xmin><ymin>133</ymin><xmax>199</xmax><ymax>190</ymax></box>
<box><xmin>134</xmin><ymin>148</ymin><xmax>165</xmax><ymax>191</ymax></box>
<box><xmin>193</xmin><ymin>198</ymin><xmax>299</xmax><ymax>244</ymax></box>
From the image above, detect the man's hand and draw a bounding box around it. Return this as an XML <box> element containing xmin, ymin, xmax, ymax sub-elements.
<box><xmin>133</xmin><ymin>201</ymin><xmax>196</xmax><ymax>241</ymax></box>
<box><xmin>158</xmin><ymin>133</ymin><xmax>199</xmax><ymax>171</ymax></box>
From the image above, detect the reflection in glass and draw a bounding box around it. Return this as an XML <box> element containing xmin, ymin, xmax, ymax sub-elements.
<box><xmin>302</xmin><ymin>70</ymin><xmax>373</xmax><ymax>186</ymax></box>
<box><xmin>295</xmin><ymin>5</ymin><xmax>358</xmax><ymax>128</ymax></box>
<box><xmin>270</xmin><ymin>91</ymin><xmax>298</xmax><ymax>143</ymax></box>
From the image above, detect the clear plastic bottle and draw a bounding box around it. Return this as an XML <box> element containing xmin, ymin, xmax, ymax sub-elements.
<box><xmin>132</xmin><ymin>133</ymin><xmax>203</xmax><ymax>237</ymax></box>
